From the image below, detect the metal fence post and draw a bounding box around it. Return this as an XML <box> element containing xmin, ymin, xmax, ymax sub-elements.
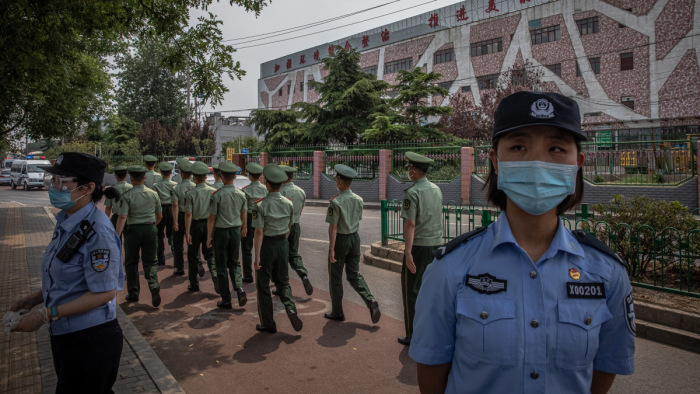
<box><xmin>381</xmin><ymin>200</ymin><xmax>388</xmax><ymax>246</ymax></box>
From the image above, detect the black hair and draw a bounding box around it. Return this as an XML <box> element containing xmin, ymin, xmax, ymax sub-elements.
<box><xmin>161</xmin><ymin>170</ymin><xmax>172</xmax><ymax>177</ymax></box>
<box><xmin>484</xmin><ymin>138</ymin><xmax>584</xmax><ymax>215</ymax></box>
<box><xmin>286</xmin><ymin>172</ymin><xmax>294</xmax><ymax>181</ymax></box>
<box><xmin>194</xmin><ymin>174</ymin><xmax>207</xmax><ymax>182</ymax></box>
<box><xmin>76</xmin><ymin>178</ymin><xmax>120</xmax><ymax>203</ymax></box>
<box><xmin>249</xmin><ymin>173</ymin><xmax>261</xmax><ymax>180</ymax></box>
<box><xmin>222</xmin><ymin>173</ymin><xmax>236</xmax><ymax>181</ymax></box>
<box><xmin>267</xmin><ymin>181</ymin><xmax>282</xmax><ymax>191</ymax></box>
<box><xmin>114</xmin><ymin>170</ymin><xmax>128</xmax><ymax>180</ymax></box>
<box><xmin>337</xmin><ymin>174</ymin><xmax>352</xmax><ymax>182</ymax></box>
<box><xmin>129</xmin><ymin>172</ymin><xmax>145</xmax><ymax>181</ymax></box>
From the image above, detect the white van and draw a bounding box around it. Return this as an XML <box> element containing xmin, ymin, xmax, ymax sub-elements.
<box><xmin>10</xmin><ymin>159</ymin><xmax>51</xmax><ymax>190</ymax></box>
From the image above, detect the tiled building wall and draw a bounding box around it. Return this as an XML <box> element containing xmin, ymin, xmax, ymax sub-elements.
<box><xmin>292</xmin><ymin>70</ymin><xmax>304</xmax><ymax>105</ymax></box>
<box><xmin>601</xmin><ymin>0</ymin><xmax>660</xmax><ymax>16</ymax></box>
<box><xmin>658</xmin><ymin>49</ymin><xmax>700</xmax><ymax>118</ymax></box>
<box><xmin>306</xmin><ymin>75</ymin><xmax>320</xmax><ymax>104</ymax></box>
<box><xmin>382</xmin><ymin>36</ymin><xmax>435</xmax><ymax>86</ymax></box>
<box><xmin>470</xmin><ymin>14</ymin><xmax>520</xmax><ymax>77</ymax></box>
<box><xmin>360</xmin><ymin>50</ymin><xmax>380</xmax><ymax>68</ymax></box>
<box><xmin>655</xmin><ymin>0</ymin><xmax>695</xmax><ymax>60</ymax></box>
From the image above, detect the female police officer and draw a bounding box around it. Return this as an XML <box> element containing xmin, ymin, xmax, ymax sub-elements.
<box><xmin>409</xmin><ymin>92</ymin><xmax>635</xmax><ymax>393</ymax></box>
<box><xmin>10</xmin><ymin>152</ymin><xmax>125</xmax><ymax>393</ymax></box>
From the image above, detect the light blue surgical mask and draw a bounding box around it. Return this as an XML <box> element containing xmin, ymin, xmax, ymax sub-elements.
<box><xmin>497</xmin><ymin>160</ymin><xmax>578</xmax><ymax>216</ymax></box>
<box><xmin>48</xmin><ymin>185</ymin><xmax>85</xmax><ymax>211</ymax></box>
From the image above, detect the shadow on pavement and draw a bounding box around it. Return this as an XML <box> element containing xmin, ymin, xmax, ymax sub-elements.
<box><xmin>316</xmin><ymin>320</ymin><xmax>380</xmax><ymax>348</ymax></box>
<box><xmin>397</xmin><ymin>345</ymin><xmax>418</xmax><ymax>386</ymax></box>
<box><xmin>232</xmin><ymin>332</ymin><xmax>303</xmax><ymax>363</ymax></box>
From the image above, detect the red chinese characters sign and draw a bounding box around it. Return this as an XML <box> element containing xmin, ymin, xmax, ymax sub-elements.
<box><xmin>274</xmin><ymin>64</ymin><xmax>280</xmax><ymax>72</ymax></box>
<box><xmin>328</xmin><ymin>45</ymin><xmax>335</xmax><ymax>56</ymax></box>
<box><xmin>456</xmin><ymin>5</ymin><xmax>469</xmax><ymax>22</ymax></box>
<box><xmin>286</xmin><ymin>59</ymin><xmax>292</xmax><ymax>69</ymax></box>
<box><xmin>344</xmin><ymin>41</ymin><xmax>352</xmax><ymax>51</ymax></box>
<box><xmin>362</xmin><ymin>35</ymin><xmax>369</xmax><ymax>48</ymax></box>
<box><xmin>486</xmin><ymin>0</ymin><xmax>499</xmax><ymax>13</ymax></box>
<box><xmin>300</xmin><ymin>54</ymin><xmax>306</xmax><ymax>65</ymax></box>
<box><xmin>428</xmin><ymin>13</ymin><xmax>439</xmax><ymax>28</ymax></box>
<box><xmin>313</xmin><ymin>50</ymin><xmax>320</xmax><ymax>61</ymax></box>
<box><xmin>381</xmin><ymin>29</ymin><xmax>390</xmax><ymax>42</ymax></box>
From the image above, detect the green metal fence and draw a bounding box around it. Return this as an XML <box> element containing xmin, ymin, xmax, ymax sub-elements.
<box><xmin>380</xmin><ymin>200</ymin><xmax>700</xmax><ymax>297</ymax></box>
<box><xmin>391</xmin><ymin>146</ymin><xmax>462</xmax><ymax>182</ymax></box>
<box><xmin>325</xmin><ymin>149</ymin><xmax>380</xmax><ymax>180</ymax></box>
<box><xmin>269</xmin><ymin>150</ymin><xmax>314</xmax><ymax>180</ymax></box>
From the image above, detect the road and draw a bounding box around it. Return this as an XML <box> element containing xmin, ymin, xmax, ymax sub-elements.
<box><xmin>1</xmin><ymin>185</ymin><xmax>699</xmax><ymax>393</ymax></box>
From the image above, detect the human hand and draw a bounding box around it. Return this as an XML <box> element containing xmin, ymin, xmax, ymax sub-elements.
<box><xmin>186</xmin><ymin>234</ymin><xmax>192</xmax><ymax>245</ymax></box>
<box><xmin>173</xmin><ymin>223</ymin><xmax>179</xmax><ymax>232</ymax></box>
<box><xmin>11</xmin><ymin>307</ymin><xmax>48</xmax><ymax>332</ymax></box>
<box><xmin>10</xmin><ymin>296</ymin><xmax>36</xmax><ymax>312</ymax></box>
<box><xmin>241</xmin><ymin>228</ymin><xmax>247</xmax><ymax>238</ymax></box>
<box><xmin>329</xmin><ymin>250</ymin><xmax>336</xmax><ymax>263</ymax></box>
<box><xmin>405</xmin><ymin>252</ymin><xmax>416</xmax><ymax>274</ymax></box>
<box><xmin>254</xmin><ymin>258</ymin><xmax>261</xmax><ymax>270</ymax></box>
<box><xmin>206</xmin><ymin>237</ymin><xmax>213</xmax><ymax>249</ymax></box>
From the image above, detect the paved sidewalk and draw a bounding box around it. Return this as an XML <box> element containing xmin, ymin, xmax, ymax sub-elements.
<box><xmin>0</xmin><ymin>202</ymin><xmax>183</xmax><ymax>393</ymax></box>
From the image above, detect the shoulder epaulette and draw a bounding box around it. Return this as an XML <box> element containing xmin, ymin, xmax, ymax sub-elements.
<box><xmin>212</xmin><ymin>188</ymin><xmax>221</xmax><ymax>195</ymax></box>
<box><xmin>571</xmin><ymin>230</ymin><xmax>628</xmax><ymax>269</ymax></box>
<box><xmin>329</xmin><ymin>194</ymin><xmax>338</xmax><ymax>201</ymax></box>
<box><xmin>254</xmin><ymin>197</ymin><xmax>265</xmax><ymax>203</ymax></box>
<box><xmin>242</xmin><ymin>185</ymin><xmax>249</xmax><ymax>190</ymax></box>
<box><xmin>434</xmin><ymin>226</ymin><xmax>488</xmax><ymax>260</ymax></box>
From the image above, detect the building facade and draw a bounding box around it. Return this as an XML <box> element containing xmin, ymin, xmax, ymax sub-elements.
<box><xmin>257</xmin><ymin>0</ymin><xmax>700</xmax><ymax>135</ymax></box>
<box><xmin>206</xmin><ymin>113</ymin><xmax>255</xmax><ymax>157</ymax></box>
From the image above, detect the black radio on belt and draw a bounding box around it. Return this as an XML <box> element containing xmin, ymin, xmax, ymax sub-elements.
<box><xmin>56</xmin><ymin>220</ymin><xmax>96</xmax><ymax>262</ymax></box>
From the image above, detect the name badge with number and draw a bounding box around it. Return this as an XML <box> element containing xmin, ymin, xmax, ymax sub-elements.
<box><xmin>567</xmin><ymin>282</ymin><xmax>605</xmax><ymax>299</ymax></box>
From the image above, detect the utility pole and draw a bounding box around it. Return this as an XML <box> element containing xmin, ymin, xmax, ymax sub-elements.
<box><xmin>186</xmin><ymin>57</ymin><xmax>191</xmax><ymax>120</ymax></box>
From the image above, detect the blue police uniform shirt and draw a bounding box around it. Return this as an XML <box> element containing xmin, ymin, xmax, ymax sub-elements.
<box><xmin>409</xmin><ymin>214</ymin><xmax>635</xmax><ymax>393</ymax></box>
<box><xmin>42</xmin><ymin>202</ymin><xmax>124</xmax><ymax>335</ymax></box>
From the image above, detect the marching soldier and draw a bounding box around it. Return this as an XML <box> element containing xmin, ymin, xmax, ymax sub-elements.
<box><xmin>104</xmin><ymin>165</ymin><xmax>132</xmax><ymax>228</ymax></box>
<box><xmin>279</xmin><ymin>165</ymin><xmax>313</xmax><ymax>295</ymax></box>
<box><xmin>212</xmin><ymin>164</ymin><xmax>224</xmax><ymax>189</ymax></box>
<box><xmin>172</xmin><ymin>157</ymin><xmax>188</xmax><ymax>184</ymax></box>
<box><xmin>154</xmin><ymin>161</ymin><xmax>177</xmax><ymax>266</ymax></box>
<box><xmin>324</xmin><ymin>164</ymin><xmax>380</xmax><ymax>323</ymax></box>
<box><xmin>171</xmin><ymin>159</ymin><xmax>195</xmax><ymax>275</ymax></box>
<box><xmin>206</xmin><ymin>162</ymin><xmax>248</xmax><ymax>309</ymax></box>
<box><xmin>115</xmin><ymin>165</ymin><xmax>163</xmax><ymax>307</ymax></box>
<box><xmin>240</xmin><ymin>162</ymin><xmax>267</xmax><ymax>283</ymax></box>
<box><xmin>398</xmin><ymin>151</ymin><xmax>443</xmax><ymax>346</ymax></box>
<box><xmin>252</xmin><ymin>164</ymin><xmax>302</xmax><ymax>333</ymax></box>
<box><xmin>143</xmin><ymin>155</ymin><xmax>162</xmax><ymax>189</ymax></box>
<box><xmin>184</xmin><ymin>161</ymin><xmax>218</xmax><ymax>292</ymax></box>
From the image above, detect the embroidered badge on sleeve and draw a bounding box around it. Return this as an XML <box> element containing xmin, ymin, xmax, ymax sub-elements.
<box><xmin>90</xmin><ymin>250</ymin><xmax>110</xmax><ymax>272</ymax></box>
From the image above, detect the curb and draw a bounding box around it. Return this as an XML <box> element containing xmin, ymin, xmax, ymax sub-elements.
<box><xmin>366</xmin><ymin>240</ymin><xmax>700</xmax><ymax>354</ymax></box>
<box><xmin>43</xmin><ymin>206</ymin><xmax>185</xmax><ymax>393</ymax></box>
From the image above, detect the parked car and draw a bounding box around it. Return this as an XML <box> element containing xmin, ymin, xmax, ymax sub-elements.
<box><xmin>10</xmin><ymin>159</ymin><xmax>51</xmax><ymax>190</ymax></box>
<box><xmin>0</xmin><ymin>169</ymin><xmax>11</xmax><ymax>185</ymax></box>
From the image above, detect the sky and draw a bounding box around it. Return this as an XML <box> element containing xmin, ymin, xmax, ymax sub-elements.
<box><xmin>195</xmin><ymin>0</ymin><xmax>461</xmax><ymax>117</ymax></box>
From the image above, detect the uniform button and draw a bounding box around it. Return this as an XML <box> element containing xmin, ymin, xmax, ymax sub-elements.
<box><xmin>585</xmin><ymin>317</ymin><xmax>592</xmax><ymax>325</ymax></box>
<box><xmin>531</xmin><ymin>320</ymin><xmax>539</xmax><ymax>328</ymax></box>
<box><xmin>480</xmin><ymin>311</ymin><xmax>488</xmax><ymax>320</ymax></box>
<box><xmin>529</xmin><ymin>271</ymin><xmax>537</xmax><ymax>279</ymax></box>
<box><xmin>530</xmin><ymin>371</ymin><xmax>539</xmax><ymax>379</ymax></box>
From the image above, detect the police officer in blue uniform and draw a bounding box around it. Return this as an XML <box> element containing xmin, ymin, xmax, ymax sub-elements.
<box><xmin>409</xmin><ymin>92</ymin><xmax>635</xmax><ymax>393</ymax></box>
<box><xmin>10</xmin><ymin>152</ymin><xmax>125</xmax><ymax>394</ymax></box>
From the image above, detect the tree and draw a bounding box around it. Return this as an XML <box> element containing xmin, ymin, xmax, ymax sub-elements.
<box><xmin>364</xmin><ymin>68</ymin><xmax>451</xmax><ymax>142</ymax></box>
<box><xmin>249</xmin><ymin>109</ymin><xmax>307</xmax><ymax>149</ymax></box>
<box><xmin>173</xmin><ymin>120</ymin><xmax>216</xmax><ymax>156</ymax></box>
<box><xmin>221</xmin><ymin>136</ymin><xmax>265</xmax><ymax>154</ymax></box>
<box><xmin>1</xmin><ymin>0</ymin><xmax>270</xmax><ymax>140</ymax></box>
<box><xmin>105</xmin><ymin>115</ymin><xmax>140</xmax><ymax>145</ymax></box>
<box><xmin>443</xmin><ymin>61</ymin><xmax>544</xmax><ymax>140</ymax></box>
<box><xmin>137</xmin><ymin>119</ymin><xmax>174</xmax><ymax>156</ymax></box>
<box><xmin>114</xmin><ymin>37</ymin><xmax>187</xmax><ymax>129</ymax></box>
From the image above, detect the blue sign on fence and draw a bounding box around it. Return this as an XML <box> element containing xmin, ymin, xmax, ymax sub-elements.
<box><xmin>242</xmin><ymin>148</ymin><xmax>249</xmax><ymax>154</ymax></box>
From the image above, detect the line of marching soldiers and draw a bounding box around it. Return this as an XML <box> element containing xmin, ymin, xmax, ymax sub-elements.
<box><xmin>104</xmin><ymin>152</ymin><xmax>440</xmax><ymax>338</ymax></box>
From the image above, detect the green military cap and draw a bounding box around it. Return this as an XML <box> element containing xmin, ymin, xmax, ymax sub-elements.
<box><xmin>263</xmin><ymin>163</ymin><xmax>287</xmax><ymax>183</ymax></box>
<box><xmin>405</xmin><ymin>151</ymin><xmax>433</xmax><ymax>170</ymax></box>
<box><xmin>113</xmin><ymin>165</ymin><xmax>128</xmax><ymax>171</ymax></box>
<box><xmin>334</xmin><ymin>164</ymin><xmax>358</xmax><ymax>179</ymax></box>
<box><xmin>143</xmin><ymin>155</ymin><xmax>158</xmax><ymax>162</ymax></box>
<box><xmin>127</xmin><ymin>165</ymin><xmax>147</xmax><ymax>173</ymax></box>
<box><xmin>212</xmin><ymin>163</ymin><xmax>220</xmax><ymax>171</ymax></box>
<box><xmin>246</xmin><ymin>162</ymin><xmax>264</xmax><ymax>175</ymax></box>
<box><xmin>218</xmin><ymin>161</ymin><xmax>241</xmax><ymax>174</ymax></box>
<box><xmin>179</xmin><ymin>161</ymin><xmax>193</xmax><ymax>172</ymax></box>
<box><xmin>175</xmin><ymin>157</ymin><xmax>188</xmax><ymax>166</ymax></box>
<box><xmin>191</xmin><ymin>161</ymin><xmax>210</xmax><ymax>176</ymax></box>
<box><xmin>279</xmin><ymin>165</ymin><xmax>297</xmax><ymax>173</ymax></box>
<box><xmin>158</xmin><ymin>161</ymin><xmax>174</xmax><ymax>171</ymax></box>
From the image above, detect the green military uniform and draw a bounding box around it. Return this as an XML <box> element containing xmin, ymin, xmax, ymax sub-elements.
<box><xmin>400</xmin><ymin>152</ymin><xmax>443</xmax><ymax>344</ymax></box>
<box><xmin>171</xmin><ymin>159</ymin><xmax>195</xmax><ymax>274</ymax></box>
<box><xmin>184</xmin><ymin>162</ymin><xmax>218</xmax><ymax>291</ymax></box>
<box><xmin>209</xmin><ymin>162</ymin><xmax>248</xmax><ymax>308</ymax></box>
<box><xmin>279</xmin><ymin>165</ymin><xmax>313</xmax><ymax>295</ymax></box>
<box><xmin>324</xmin><ymin>164</ymin><xmax>380</xmax><ymax>323</ymax></box>
<box><xmin>154</xmin><ymin>161</ymin><xmax>177</xmax><ymax>265</ymax></box>
<box><xmin>105</xmin><ymin>166</ymin><xmax>132</xmax><ymax>228</ymax></box>
<box><xmin>143</xmin><ymin>155</ymin><xmax>162</xmax><ymax>190</ymax></box>
<box><xmin>252</xmin><ymin>164</ymin><xmax>302</xmax><ymax>333</ymax></box>
<box><xmin>212</xmin><ymin>164</ymin><xmax>224</xmax><ymax>189</ymax></box>
<box><xmin>241</xmin><ymin>162</ymin><xmax>267</xmax><ymax>282</ymax></box>
<box><xmin>172</xmin><ymin>157</ymin><xmax>187</xmax><ymax>184</ymax></box>
<box><xmin>116</xmin><ymin>165</ymin><xmax>162</xmax><ymax>306</ymax></box>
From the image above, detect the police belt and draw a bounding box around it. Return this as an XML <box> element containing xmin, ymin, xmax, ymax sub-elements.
<box><xmin>263</xmin><ymin>234</ymin><xmax>286</xmax><ymax>241</ymax></box>
<box><xmin>338</xmin><ymin>231</ymin><xmax>358</xmax><ymax>237</ymax></box>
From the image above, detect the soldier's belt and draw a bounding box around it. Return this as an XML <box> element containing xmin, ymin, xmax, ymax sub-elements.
<box><xmin>129</xmin><ymin>222</ymin><xmax>155</xmax><ymax>226</ymax></box>
<box><xmin>337</xmin><ymin>231</ymin><xmax>358</xmax><ymax>237</ymax></box>
<box><xmin>193</xmin><ymin>218</ymin><xmax>208</xmax><ymax>223</ymax></box>
<box><xmin>263</xmin><ymin>234</ymin><xmax>286</xmax><ymax>241</ymax></box>
<box><xmin>161</xmin><ymin>203</ymin><xmax>172</xmax><ymax>207</ymax></box>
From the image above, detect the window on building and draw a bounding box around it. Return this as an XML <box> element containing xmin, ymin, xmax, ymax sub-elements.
<box><xmin>434</xmin><ymin>48</ymin><xmax>455</xmax><ymax>64</ymax></box>
<box><xmin>576</xmin><ymin>17</ymin><xmax>599</xmax><ymax>36</ymax></box>
<box><xmin>461</xmin><ymin>85</ymin><xmax>471</xmax><ymax>93</ymax></box>
<box><xmin>576</xmin><ymin>62</ymin><xmax>581</xmax><ymax>77</ymax></box>
<box><xmin>546</xmin><ymin>63</ymin><xmax>562</xmax><ymax>77</ymax></box>
<box><xmin>620</xmin><ymin>52</ymin><xmax>634</xmax><ymax>70</ymax></box>
<box><xmin>436</xmin><ymin>81</ymin><xmax>453</xmax><ymax>93</ymax></box>
<box><xmin>584</xmin><ymin>112</ymin><xmax>602</xmax><ymax>117</ymax></box>
<box><xmin>278</xmin><ymin>89</ymin><xmax>283</xmax><ymax>96</ymax></box>
<box><xmin>308</xmin><ymin>81</ymin><xmax>315</xmax><ymax>91</ymax></box>
<box><xmin>530</xmin><ymin>25</ymin><xmax>561</xmax><ymax>45</ymax></box>
<box><xmin>362</xmin><ymin>65</ymin><xmax>378</xmax><ymax>75</ymax></box>
<box><xmin>470</xmin><ymin>38</ymin><xmax>503</xmax><ymax>57</ymax></box>
<box><xmin>287</xmin><ymin>84</ymin><xmax>291</xmax><ymax>94</ymax></box>
<box><xmin>384</xmin><ymin>57</ymin><xmax>413</xmax><ymax>74</ymax></box>
<box><xmin>589</xmin><ymin>57</ymin><xmax>601</xmax><ymax>74</ymax></box>
<box><xmin>300</xmin><ymin>82</ymin><xmax>304</xmax><ymax>91</ymax></box>
<box><xmin>621</xmin><ymin>96</ymin><xmax>635</xmax><ymax>110</ymax></box>
<box><xmin>477</xmin><ymin>74</ymin><xmax>499</xmax><ymax>90</ymax></box>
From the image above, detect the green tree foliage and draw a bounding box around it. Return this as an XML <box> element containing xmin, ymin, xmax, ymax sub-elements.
<box><xmin>137</xmin><ymin>119</ymin><xmax>174</xmax><ymax>156</ymax></box>
<box><xmin>104</xmin><ymin>115</ymin><xmax>141</xmax><ymax>145</ymax></box>
<box><xmin>221</xmin><ymin>137</ymin><xmax>265</xmax><ymax>153</ymax></box>
<box><xmin>173</xmin><ymin>120</ymin><xmax>216</xmax><ymax>156</ymax></box>
<box><xmin>114</xmin><ymin>37</ymin><xmax>187</xmax><ymax>129</ymax></box>
<box><xmin>1</xmin><ymin>0</ymin><xmax>270</xmax><ymax>140</ymax></box>
<box><xmin>443</xmin><ymin>61</ymin><xmax>544</xmax><ymax>140</ymax></box>
<box><xmin>249</xmin><ymin>109</ymin><xmax>306</xmax><ymax>149</ymax></box>
<box><xmin>364</xmin><ymin>68</ymin><xmax>451</xmax><ymax>142</ymax></box>
<box><xmin>591</xmin><ymin>195</ymin><xmax>700</xmax><ymax>279</ymax></box>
